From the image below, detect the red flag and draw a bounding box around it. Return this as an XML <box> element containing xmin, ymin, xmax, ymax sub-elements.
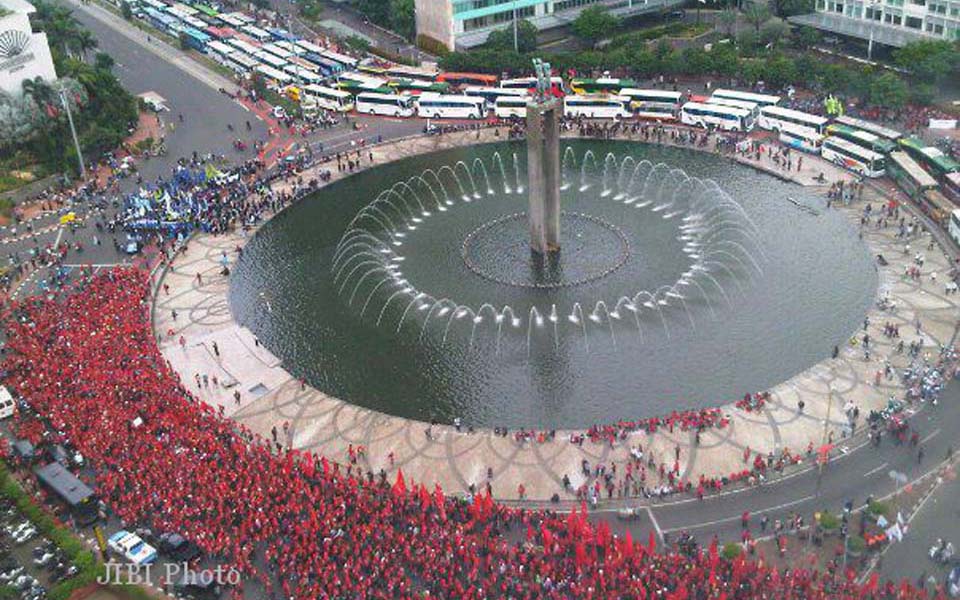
<box><xmin>541</xmin><ymin>524</ymin><xmax>553</xmax><ymax>551</ymax></box>
<box><xmin>623</xmin><ymin>529</ymin><xmax>634</xmax><ymax>558</ymax></box>
<box><xmin>321</xmin><ymin>456</ymin><xmax>329</xmax><ymax>475</ymax></box>
<box><xmin>648</xmin><ymin>530</ymin><xmax>657</xmax><ymax>552</ymax></box>
<box><xmin>392</xmin><ymin>469</ymin><xmax>406</xmax><ymax>497</ymax></box>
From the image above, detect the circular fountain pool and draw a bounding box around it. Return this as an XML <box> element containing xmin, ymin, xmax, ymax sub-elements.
<box><xmin>229</xmin><ymin>139</ymin><xmax>877</xmax><ymax>429</ymax></box>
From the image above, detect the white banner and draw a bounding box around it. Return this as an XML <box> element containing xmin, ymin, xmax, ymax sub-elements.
<box><xmin>929</xmin><ymin>119</ymin><xmax>957</xmax><ymax>130</ymax></box>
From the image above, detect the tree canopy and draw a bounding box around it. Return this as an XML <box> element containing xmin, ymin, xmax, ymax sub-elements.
<box><xmin>893</xmin><ymin>40</ymin><xmax>960</xmax><ymax>85</ymax></box>
<box><xmin>571</xmin><ymin>6</ymin><xmax>621</xmax><ymax>45</ymax></box>
<box><xmin>486</xmin><ymin>19</ymin><xmax>538</xmax><ymax>53</ymax></box>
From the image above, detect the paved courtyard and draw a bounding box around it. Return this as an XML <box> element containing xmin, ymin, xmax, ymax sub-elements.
<box><xmin>153</xmin><ymin>129</ymin><xmax>960</xmax><ymax>502</ymax></box>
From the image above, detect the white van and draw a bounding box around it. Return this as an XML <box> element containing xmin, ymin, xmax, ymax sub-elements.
<box><xmin>0</xmin><ymin>387</ymin><xmax>15</xmax><ymax>419</ymax></box>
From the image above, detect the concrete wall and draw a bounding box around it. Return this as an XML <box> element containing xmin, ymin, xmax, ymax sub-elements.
<box><xmin>414</xmin><ymin>0</ymin><xmax>455</xmax><ymax>51</ymax></box>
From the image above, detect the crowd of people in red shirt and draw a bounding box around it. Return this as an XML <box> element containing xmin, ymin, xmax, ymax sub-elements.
<box><xmin>0</xmin><ymin>268</ymin><xmax>943</xmax><ymax>599</ymax></box>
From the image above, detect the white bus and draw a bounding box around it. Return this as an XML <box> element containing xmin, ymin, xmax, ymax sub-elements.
<box><xmin>254</xmin><ymin>50</ymin><xmax>287</xmax><ymax>70</ymax></box>
<box><xmin>705</xmin><ymin>96</ymin><xmax>759</xmax><ymax>119</ymax></box>
<box><xmin>282</xmin><ymin>64</ymin><xmax>323</xmax><ymax>86</ymax></box>
<box><xmin>563</xmin><ymin>95</ymin><xmax>631</xmax><ymax>119</ymax></box>
<box><xmin>711</xmin><ymin>88</ymin><xmax>781</xmax><ymax>107</ymax></box>
<box><xmin>261</xmin><ymin>42</ymin><xmax>294</xmax><ymax>61</ymax></box>
<box><xmin>778</xmin><ymin>123</ymin><xmax>823</xmax><ymax>154</ymax></box>
<box><xmin>464</xmin><ymin>86</ymin><xmax>526</xmax><ymax>108</ymax></box>
<box><xmin>254</xmin><ymin>64</ymin><xmax>292</xmax><ymax>88</ymax></box>
<box><xmin>225</xmin><ymin>37</ymin><xmax>260</xmax><ymax>57</ymax></box>
<box><xmin>356</xmin><ymin>92</ymin><xmax>415</xmax><ymax>117</ymax></box>
<box><xmin>241</xmin><ymin>24</ymin><xmax>272</xmax><ymax>42</ymax></box>
<box><xmin>494</xmin><ymin>95</ymin><xmax>532</xmax><ymax>119</ymax></box>
<box><xmin>949</xmin><ymin>209</ymin><xmax>960</xmax><ymax>247</ymax></box>
<box><xmin>834</xmin><ymin>115</ymin><xmax>902</xmax><ymax>142</ymax></box>
<box><xmin>821</xmin><ymin>137</ymin><xmax>885</xmax><ymax>177</ymax></box>
<box><xmin>620</xmin><ymin>89</ymin><xmax>682</xmax><ymax>121</ymax></box>
<box><xmin>416</xmin><ymin>94</ymin><xmax>486</xmax><ymax>119</ymax></box>
<box><xmin>226</xmin><ymin>52</ymin><xmax>258</xmax><ymax>75</ymax></box>
<box><xmin>757</xmin><ymin>105</ymin><xmax>829</xmax><ymax>135</ymax></box>
<box><xmin>302</xmin><ymin>84</ymin><xmax>354</xmax><ymax>112</ymax></box>
<box><xmin>338</xmin><ymin>71</ymin><xmax>389</xmax><ymax>89</ymax></box>
<box><xmin>680</xmin><ymin>101</ymin><xmax>753</xmax><ymax>131</ymax></box>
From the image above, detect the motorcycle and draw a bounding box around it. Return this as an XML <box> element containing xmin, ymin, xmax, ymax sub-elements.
<box><xmin>930</xmin><ymin>539</ymin><xmax>956</xmax><ymax>564</ymax></box>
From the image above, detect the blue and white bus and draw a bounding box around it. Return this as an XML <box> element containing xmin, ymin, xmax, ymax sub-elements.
<box><xmin>680</xmin><ymin>101</ymin><xmax>753</xmax><ymax>131</ymax></box>
<box><xmin>778</xmin><ymin>123</ymin><xmax>823</xmax><ymax>154</ymax></box>
<box><xmin>821</xmin><ymin>137</ymin><xmax>886</xmax><ymax>177</ymax></box>
<box><xmin>758</xmin><ymin>105</ymin><xmax>829</xmax><ymax>135</ymax></box>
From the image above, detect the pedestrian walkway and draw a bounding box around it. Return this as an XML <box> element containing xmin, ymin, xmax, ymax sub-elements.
<box><xmin>153</xmin><ymin>128</ymin><xmax>960</xmax><ymax>502</ymax></box>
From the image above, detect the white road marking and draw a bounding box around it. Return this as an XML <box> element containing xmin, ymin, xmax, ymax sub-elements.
<box><xmin>646</xmin><ymin>506</ymin><xmax>664</xmax><ymax>543</ymax></box>
<box><xmin>863</xmin><ymin>462</ymin><xmax>888</xmax><ymax>477</ymax></box>
<box><xmin>661</xmin><ymin>494</ymin><xmax>815</xmax><ymax>534</ymax></box>
<box><xmin>921</xmin><ymin>428</ymin><xmax>941</xmax><ymax>444</ymax></box>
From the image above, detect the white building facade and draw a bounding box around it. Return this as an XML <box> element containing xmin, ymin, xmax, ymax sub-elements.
<box><xmin>416</xmin><ymin>0</ymin><xmax>685</xmax><ymax>51</ymax></box>
<box><xmin>790</xmin><ymin>0</ymin><xmax>960</xmax><ymax>47</ymax></box>
<box><xmin>0</xmin><ymin>0</ymin><xmax>57</xmax><ymax>96</ymax></box>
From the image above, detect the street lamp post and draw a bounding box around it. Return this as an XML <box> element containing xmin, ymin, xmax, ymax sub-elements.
<box><xmin>513</xmin><ymin>1</ymin><xmax>519</xmax><ymax>53</ymax></box>
<box><xmin>867</xmin><ymin>0</ymin><xmax>881</xmax><ymax>60</ymax></box>
<box><xmin>59</xmin><ymin>90</ymin><xmax>85</xmax><ymax>179</ymax></box>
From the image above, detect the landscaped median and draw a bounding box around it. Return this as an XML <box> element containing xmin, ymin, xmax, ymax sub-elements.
<box><xmin>0</xmin><ymin>463</ymin><xmax>157</xmax><ymax>600</ymax></box>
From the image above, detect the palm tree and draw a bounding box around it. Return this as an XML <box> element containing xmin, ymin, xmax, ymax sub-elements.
<box><xmin>70</xmin><ymin>28</ymin><xmax>98</xmax><ymax>61</ymax></box>
<box><xmin>719</xmin><ymin>8</ymin><xmax>739</xmax><ymax>36</ymax></box>
<box><xmin>744</xmin><ymin>2</ymin><xmax>771</xmax><ymax>34</ymax></box>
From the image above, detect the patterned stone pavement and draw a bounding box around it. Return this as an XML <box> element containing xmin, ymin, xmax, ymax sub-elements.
<box><xmin>153</xmin><ymin>129</ymin><xmax>960</xmax><ymax>503</ymax></box>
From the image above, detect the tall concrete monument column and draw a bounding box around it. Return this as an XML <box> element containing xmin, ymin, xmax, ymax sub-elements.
<box><xmin>527</xmin><ymin>59</ymin><xmax>561</xmax><ymax>255</ymax></box>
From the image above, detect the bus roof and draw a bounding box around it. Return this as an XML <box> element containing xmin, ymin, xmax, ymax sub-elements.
<box><xmin>706</xmin><ymin>97</ymin><xmax>758</xmax><ymax>111</ymax></box>
<box><xmin>620</xmin><ymin>89</ymin><xmax>683</xmax><ymax>100</ymax></box>
<box><xmin>304</xmin><ymin>84</ymin><xmax>352</xmax><ymax>98</ymax></box>
<box><xmin>827</xmin><ymin>124</ymin><xmax>896</xmax><ymax>152</ymax></box>
<box><xmin>464</xmin><ymin>86</ymin><xmax>526</xmax><ymax>96</ymax></box>
<box><xmin>889</xmin><ymin>151</ymin><xmax>938</xmax><ymax>188</ymax></box>
<box><xmin>834</xmin><ymin>115</ymin><xmax>902</xmax><ymax>141</ymax></box>
<box><xmin>760</xmin><ymin>105</ymin><xmax>828</xmax><ymax>125</ymax></box>
<box><xmin>34</xmin><ymin>462</ymin><xmax>95</xmax><ymax>506</ymax></box>
<box><xmin>712</xmin><ymin>88</ymin><xmax>781</xmax><ymax>105</ymax></box>
<box><xmin>418</xmin><ymin>93</ymin><xmax>486</xmax><ymax>103</ymax></box>
<box><xmin>436</xmin><ymin>72</ymin><xmax>499</xmax><ymax>85</ymax></box>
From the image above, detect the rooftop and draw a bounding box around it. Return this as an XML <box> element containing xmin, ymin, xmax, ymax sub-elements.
<box><xmin>0</xmin><ymin>0</ymin><xmax>36</xmax><ymax>15</ymax></box>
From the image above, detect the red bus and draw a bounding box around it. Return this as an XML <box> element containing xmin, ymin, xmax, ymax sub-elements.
<box><xmin>436</xmin><ymin>72</ymin><xmax>498</xmax><ymax>88</ymax></box>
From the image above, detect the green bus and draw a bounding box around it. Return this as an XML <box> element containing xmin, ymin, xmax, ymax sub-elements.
<box><xmin>826</xmin><ymin>124</ymin><xmax>896</xmax><ymax>155</ymax></box>
<box><xmin>388</xmin><ymin>79</ymin><xmax>450</xmax><ymax>94</ymax></box>
<box><xmin>570</xmin><ymin>77</ymin><xmax>636</xmax><ymax>95</ymax></box>
<box><xmin>887</xmin><ymin>151</ymin><xmax>938</xmax><ymax>199</ymax></box>
<box><xmin>190</xmin><ymin>3</ymin><xmax>219</xmax><ymax>17</ymax></box>
<box><xmin>899</xmin><ymin>137</ymin><xmax>960</xmax><ymax>180</ymax></box>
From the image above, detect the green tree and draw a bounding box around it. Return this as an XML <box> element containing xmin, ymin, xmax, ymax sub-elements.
<box><xmin>893</xmin><ymin>40</ymin><xmax>959</xmax><ymax>84</ymax></box>
<box><xmin>771</xmin><ymin>0</ymin><xmax>814</xmax><ymax>17</ymax></box>
<box><xmin>389</xmin><ymin>0</ymin><xmax>416</xmax><ymax>40</ymax></box>
<box><xmin>791</xmin><ymin>25</ymin><xmax>821</xmax><ymax>49</ymax></box>
<box><xmin>868</xmin><ymin>72</ymin><xmax>908</xmax><ymax>108</ymax></box>
<box><xmin>120</xmin><ymin>0</ymin><xmax>133</xmax><ymax>20</ymax></box>
<box><xmin>299</xmin><ymin>0</ymin><xmax>322</xmax><ymax>20</ymax></box>
<box><xmin>759</xmin><ymin>20</ymin><xmax>789</xmax><ymax>48</ymax></box>
<box><xmin>486</xmin><ymin>19</ymin><xmax>538</xmax><ymax>53</ymax></box>
<box><xmin>718</xmin><ymin>8</ymin><xmax>739</xmax><ymax>36</ymax></box>
<box><xmin>93</xmin><ymin>52</ymin><xmax>114</xmax><ymax>71</ymax></box>
<box><xmin>744</xmin><ymin>2</ymin><xmax>771</xmax><ymax>34</ymax></box>
<box><xmin>354</xmin><ymin>0</ymin><xmax>390</xmax><ymax>28</ymax></box>
<box><xmin>571</xmin><ymin>6</ymin><xmax>620</xmax><ymax>45</ymax></box>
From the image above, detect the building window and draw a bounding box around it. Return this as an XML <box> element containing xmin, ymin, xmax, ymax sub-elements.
<box><xmin>554</xmin><ymin>0</ymin><xmax>603</xmax><ymax>10</ymax></box>
<box><xmin>833</xmin><ymin>2</ymin><xmax>843</xmax><ymax>12</ymax></box>
<box><xmin>933</xmin><ymin>23</ymin><xmax>943</xmax><ymax>33</ymax></box>
<box><xmin>905</xmin><ymin>15</ymin><xmax>922</xmax><ymax>26</ymax></box>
